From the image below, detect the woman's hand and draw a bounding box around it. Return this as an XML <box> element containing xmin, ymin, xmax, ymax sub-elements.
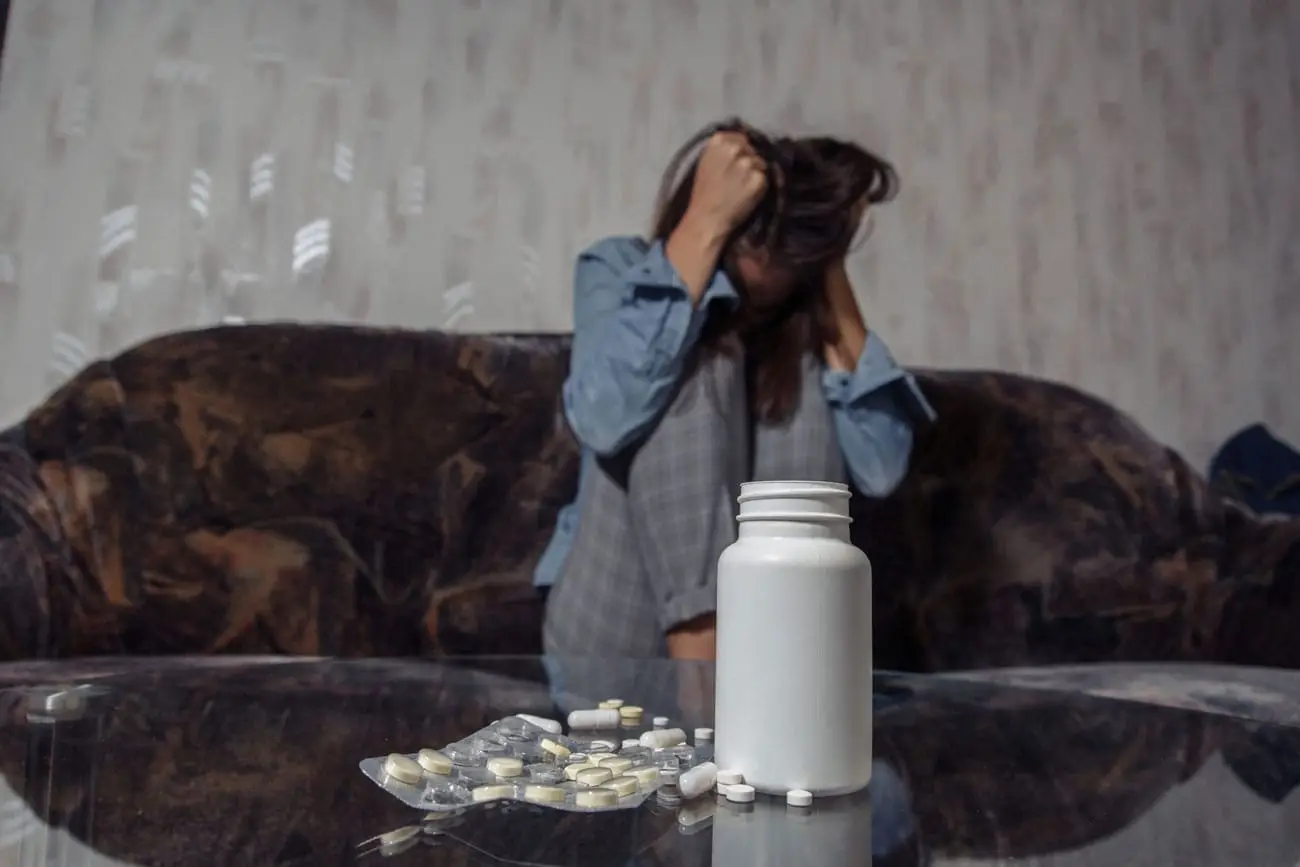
<box><xmin>684</xmin><ymin>131</ymin><xmax>769</xmax><ymax>238</ymax></box>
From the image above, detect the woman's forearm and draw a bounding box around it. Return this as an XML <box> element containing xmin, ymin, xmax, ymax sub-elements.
<box><xmin>822</xmin><ymin>263</ymin><xmax>868</xmax><ymax>371</ymax></box>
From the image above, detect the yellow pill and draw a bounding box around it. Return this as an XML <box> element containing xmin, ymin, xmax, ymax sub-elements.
<box><xmin>588</xmin><ymin>752</ymin><xmax>618</xmax><ymax>765</ymax></box>
<box><xmin>627</xmin><ymin>766</ymin><xmax>660</xmax><ymax>788</ymax></box>
<box><xmin>416</xmin><ymin>749</ymin><xmax>452</xmax><ymax>775</ymax></box>
<box><xmin>598</xmin><ymin>699</ymin><xmax>624</xmax><ymax>710</ymax></box>
<box><xmin>575</xmin><ymin>788</ymin><xmax>618</xmax><ymax>808</ymax></box>
<box><xmin>564</xmin><ymin>762</ymin><xmax>596</xmax><ymax>781</ymax></box>
<box><xmin>575</xmin><ymin>766</ymin><xmax>614</xmax><ymax>787</ymax></box>
<box><xmin>540</xmin><ymin>738</ymin><xmax>570</xmax><ymax>760</ymax></box>
<box><xmin>618</xmin><ymin>705</ymin><xmax>644</xmax><ymax>719</ymax></box>
<box><xmin>382</xmin><ymin>754</ymin><xmax>422</xmax><ymax>785</ymax></box>
<box><xmin>486</xmin><ymin>757</ymin><xmax>524</xmax><ymax>778</ymax></box>
<box><xmin>524</xmin><ymin>784</ymin><xmax>567</xmax><ymax>804</ymax></box>
<box><xmin>598</xmin><ymin>757</ymin><xmax>633</xmax><ymax>776</ymax></box>
<box><xmin>602</xmin><ymin>775</ymin><xmax>639</xmax><ymax>798</ymax></box>
<box><xmin>471</xmin><ymin>784</ymin><xmax>516</xmax><ymax>802</ymax></box>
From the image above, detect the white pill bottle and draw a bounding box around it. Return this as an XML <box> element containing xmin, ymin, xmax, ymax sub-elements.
<box><xmin>714</xmin><ymin>480</ymin><xmax>873</xmax><ymax>797</ymax></box>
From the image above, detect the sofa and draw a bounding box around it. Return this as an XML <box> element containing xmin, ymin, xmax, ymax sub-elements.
<box><xmin>0</xmin><ymin>323</ymin><xmax>1297</xmax><ymax>670</ymax></box>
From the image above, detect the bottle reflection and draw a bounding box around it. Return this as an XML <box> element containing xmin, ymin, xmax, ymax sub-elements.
<box><xmin>703</xmin><ymin>759</ymin><xmax>924</xmax><ymax>866</ymax></box>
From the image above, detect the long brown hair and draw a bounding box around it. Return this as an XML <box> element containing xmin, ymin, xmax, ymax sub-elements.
<box><xmin>650</xmin><ymin>118</ymin><xmax>899</xmax><ymax>422</ymax></box>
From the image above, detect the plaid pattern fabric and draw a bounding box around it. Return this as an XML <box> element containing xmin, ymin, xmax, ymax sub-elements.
<box><xmin>543</xmin><ymin>351</ymin><xmax>845</xmax><ymax>658</ymax></box>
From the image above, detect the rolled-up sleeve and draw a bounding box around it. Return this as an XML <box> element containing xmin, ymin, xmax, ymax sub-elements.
<box><xmin>822</xmin><ymin>332</ymin><xmax>937</xmax><ymax>497</ymax></box>
<box><xmin>562</xmin><ymin>236</ymin><xmax>738</xmax><ymax>456</ymax></box>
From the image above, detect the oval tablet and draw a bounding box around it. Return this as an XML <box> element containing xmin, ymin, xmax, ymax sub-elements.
<box><xmin>587</xmin><ymin>752</ymin><xmax>618</xmax><ymax>765</ymax></box>
<box><xmin>515</xmin><ymin>713</ymin><xmax>563</xmax><ymax>735</ymax></box>
<box><xmin>618</xmin><ymin>705</ymin><xmax>643</xmax><ymax>719</ymax></box>
<box><xmin>568</xmin><ymin>708</ymin><xmax>621</xmax><ymax>730</ymax></box>
<box><xmin>602</xmin><ymin>775</ymin><xmax>639</xmax><ymax>798</ymax></box>
<box><xmin>416</xmin><ymin>748</ymin><xmax>452</xmax><ymax>775</ymax></box>
<box><xmin>575</xmin><ymin>788</ymin><xmax>618</xmax><ymax>808</ymax></box>
<box><xmin>564</xmin><ymin>762</ymin><xmax>595</xmax><ymax>781</ymax></box>
<box><xmin>640</xmin><ymin>728</ymin><xmax>687</xmax><ymax>749</ymax></box>
<box><xmin>575</xmin><ymin>766</ymin><xmax>614</xmax><ymax>787</ymax></box>
<box><xmin>472</xmin><ymin>784</ymin><xmax>516</xmax><ymax>802</ymax></box>
<box><xmin>524</xmin><ymin>784</ymin><xmax>567</xmax><ymax>804</ymax></box>
<box><xmin>382</xmin><ymin>754</ymin><xmax>423</xmax><ymax>785</ymax></box>
<box><xmin>598</xmin><ymin>698</ymin><xmax>624</xmax><ymax>709</ymax></box>
<box><xmin>487</xmin><ymin>757</ymin><xmax>523</xmax><ymax>778</ymax></box>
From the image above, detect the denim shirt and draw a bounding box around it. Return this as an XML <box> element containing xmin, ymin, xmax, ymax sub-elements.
<box><xmin>534</xmin><ymin>235</ymin><xmax>937</xmax><ymax>587</ymax></box>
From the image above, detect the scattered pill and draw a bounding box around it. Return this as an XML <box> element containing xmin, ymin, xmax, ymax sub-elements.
<box><xmin>786</xmin><ymin>789</ymin><xmax>813</xmax><ymax>807</ymax></box>
<box><xmin>678</xmin><ymin>762</ymin><xmax>717</xmax><ymax>800</ymax></box>
<box><xmin>416</xmin><ymin>749</ymin><xmax>452</xmax><ymax>775</ymax></box>
<box><xmin>619</xmin><ymin>705</ymin><xmax>643</xmax><ymax>719</ymax></box>
<box><xmin>575</xmin><ymin>788</ymin><xmax>618</xmax><ymax>808</ymax></box>
<box><xmin>622</xmin><ymin>739</ymin><xmax>641</xmax><ymax>749</ymax></box>
<box><xmin>472</xmin><ymin>784</ymin><xmax>516</xmax><ymax>802</ymax></box>
<box><xmin>588</xmin><ymin>752</ymin><xmax>618</xmax><ymax>765</ymax></box>
<box><xmin>653</xmin><ymin>716</ymin><xmax>669</xmax><ymax>728</ymax></box>
<box><xmin>486</xmin><ymin>757</ymin><xmax>523</xmax><ymax>778</ymax></box>
<box><xmin>716</xmin><ymin>769</ymin><xmax>745</xmax><ymax>786</ymax></box>
<box><xmin>598</xmin><ymin>757</ymin><xmax>633</xmax><ymax>776</ymax></box>
<box><xmin>568</xmin><ymin>709</ymin><xmax>621</xmax><ymax>730</ymax></box>
<box><xmin>640</xmin><ymin>728</ymin><xmax>687</xmax><ymax>749</ymax></box>
<box><xmin>564</xmin><ymin>762</ymin><xmax>596</xmax><ymax>781</ymax></box>
<box><xmin>693</xmin><ymin>727</ymin><xmax>713</xmax><ymax>743</ymax></box>
<box><xmin>575</xmin><ymin>766</ymin><xmax>614</xmax><ymax>787</ymax></box>
<box><xmin>382</xmin><ymin>754</ymin><xmax>423</xmax><ymax>785</ymax></box>
<box><xmin>524</xmin><ymin>784</ymin><xmax>567</xmax><ymax>804</ymax></box>
<box><xmin>602</xmin><ymin>775</ymin><xmax>639</xmax><ymax>798</ymax></box>
<box><xmin>539</xmin><ymin>738</ymin><xmax>570</xmax><ymax>760</ymax></box>
<box><xmin>627</xmin><ymin>765</ymin><xmax>660</xmax><ymax>788</ymax></box>
<box><xmin>515</xmin><ymin>714</ymin><xmax>563</xmax><ymax>734</ymax></box>
<box><xmin>725</xmin><ymin>784</ymin><xmax>755</xmax><ymax>803</ymax></box>
<box><xmin>598</xmin><ymin>699</ymin><xmax>624</xmax><ymax>709</ymax></box>
<box><xmin>376</xmin><ymin>825</ymin><xmax>421</xmax><ymax>848</ymax></box>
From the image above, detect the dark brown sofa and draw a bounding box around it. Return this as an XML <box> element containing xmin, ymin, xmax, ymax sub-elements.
<box><xmin>0</xmin><ymin>323</ymin><xmax>1296</xmax><ymax>670</ymax></box>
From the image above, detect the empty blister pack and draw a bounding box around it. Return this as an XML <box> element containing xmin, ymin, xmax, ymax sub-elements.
<box><xmin>360</xmin><ymin>708</ymin><xmax>710</xmax><ymax>813</ymax></box>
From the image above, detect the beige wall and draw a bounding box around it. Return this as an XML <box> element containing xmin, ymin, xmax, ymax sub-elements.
<box><xmin>0</xmin><ymin>0</ymin><xmax>1297</xmax><ymax>467</ymax></box>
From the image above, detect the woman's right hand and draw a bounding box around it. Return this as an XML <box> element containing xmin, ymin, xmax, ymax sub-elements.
<box><xmin>685</xmin><ymin>131</ymin><xmax>769</xmax><ymax>237</ymax></box>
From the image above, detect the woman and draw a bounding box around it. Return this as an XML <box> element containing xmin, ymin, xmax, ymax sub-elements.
<box><xmin>536</xmin><ymin>119</ymin><xmax>936</xmax><ymax>660</ymax></box>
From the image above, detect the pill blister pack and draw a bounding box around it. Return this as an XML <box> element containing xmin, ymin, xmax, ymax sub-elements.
<box><xmin>360</xmin><ymin>705</ymin><xmax>714</xmax><ymax>814</ymax></box>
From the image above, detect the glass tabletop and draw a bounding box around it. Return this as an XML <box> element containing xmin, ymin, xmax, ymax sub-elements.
<box><xmin>0</xmin><ymin>656</ymin><xmax>1298</xmax><ymax>866</ymax></box>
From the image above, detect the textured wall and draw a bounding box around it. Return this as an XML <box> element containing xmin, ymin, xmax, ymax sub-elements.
<box><xmin>0</xmin><ymin>0</ymin><xmax>1297</xmax><ymax>467</ymax></box>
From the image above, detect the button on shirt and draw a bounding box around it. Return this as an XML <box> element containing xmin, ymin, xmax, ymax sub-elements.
<box><xmin>534</xmin><ymin>235</ymin><xmax>937</xmax><ymax>587</ymax></box>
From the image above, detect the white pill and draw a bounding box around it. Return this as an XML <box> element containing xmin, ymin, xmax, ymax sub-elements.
<box><xmin>678</xmin><ymin>762</ymin><xmax>717</xmax><ymax>800</ymax></box>
<box><xmin>598</xmin><ymin>698</ymin><xmax>624</xmax><ymax>709</ymax></box>
<box><xmin>622</xmin><ymin>739</ymin><xmax>641</xmax><ymax>749</ymax></box>
<box><xmin>598</xmin><ymin>757</ymin><xmax>633</xmax><ymax>776</ymax></box>
<box><xmin>653</xmin><ymin>716</ymin><xmax>669</xmax><ymax>727</ymax></box>
<box><xmin>416</xmin><ymin>749</ymin><xmax>452</xmax><ymax>775</ymax></box>
<box><xmin>575</xmin><ymin>788</ymin><xmax>618</xmax><ymax>808</ymax></box>
<box><xmin>588</xmin><ymin>752</ymin><xmax>618</xmax><ymax>764</ymax></box>
<box><xmin>589</xmin><ymin>740</ymin><xmax>617</xmax><ymax>752</ymax></box>
<box><xmin>472</xmin><ymin>784</ymin><xmax>516</xmax><ymax>802</ymax></box>
<box><xmin>640</xmin><ymin>728</ymin><xmax>687</xmax><ymax>749</ymax></box>
<box><xmin>627</xmin><ymin>765</ymin><xmax>660</xmax><ymax>788</ymax></box>
<box><xmin>568</xmin><ymin>708</ymin><xmax>621</xmax><ymax>730</ymax></box>
<box><xmin>602</xmin><ymin>775</ymin><xmax>639</xmax><ymax>797</ymax></box>
<box><xmin>382</xmin><ymin>754</ymin><xmax>423</xmax><ymax>785</ymax></box>
<box><xmin>575</xmin><ymin>766</ymin><xmax>614</xmax><ymax>787</ymax></box>
<box><xmin>524</xmin><ymin>784</ymin><xmax>567</xmax><ymax>804</ymax></box>
<box><xmin>567</xmin><ymin>753</ymin><xmax>589</xmax><ymax>764</ymax></box>
<box><xmin>487</xmin><ymin>757</ymin><xmax>524</xmax><ymax>778</ymax></box>
<box><xmin>725</xmin><ymin>783</ymin><xmax>755</xmax><ymax>803</ymax></box>
<box><xmin>786</xmin><ymin>789</ymin><xmax>813</xmax><ymax>807</ymax></box>
<box><xmin>539</xmin><ymin>738</ymin><xmax>571</xmax><ymax>759</ymax></box>
<box><xmin>716</xmin><ymin>768</ymin><xmax>745</xmax><ymax>786</ymax></box>
<box><xmin>564</xmin><ymin>762</ymin><xmax>596</xmax><ymax>781</ymax></box>
<box><xmin>515</xmin><ymin>713</ymin><xmax>563</xmax><ymax>735</ymax></box>
<box><xmin>618</xmin><ymin>705</ymin><xmax>643</xmax><ymax>719</ymax></box>
<box><xmin>694</xmin><ymin>727</ymin><xmax>714</xmax><ymax>743</ymax></box>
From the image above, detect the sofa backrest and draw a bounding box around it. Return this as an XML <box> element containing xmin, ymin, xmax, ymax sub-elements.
<box><xmin>1</xmin><ymin>324</ymin><xmax>1297</xmax><ymax>669</ymax></box>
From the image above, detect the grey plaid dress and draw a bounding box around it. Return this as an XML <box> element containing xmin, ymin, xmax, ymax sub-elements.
<box><xmin>543</xmin><ymin>350</ymin><xmax>844</xmax><ymax>659</ymax></box>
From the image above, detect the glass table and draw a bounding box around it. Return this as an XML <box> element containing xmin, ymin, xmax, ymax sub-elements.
<box><xmin>0</xmin><ymin>656</ymin><xmax>1298</xmax><ymax>866</ymax></box>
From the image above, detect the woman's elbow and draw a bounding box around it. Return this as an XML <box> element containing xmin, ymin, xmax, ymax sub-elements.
<box><xmin>562</xmin><ymin>383</ymin><xmax>649</xmax><ymax>457</ymax></box>
<box><xmin>843</xmin><ymin>426</ymin><xmax>915</xmax><ymax>498</ymax></box>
